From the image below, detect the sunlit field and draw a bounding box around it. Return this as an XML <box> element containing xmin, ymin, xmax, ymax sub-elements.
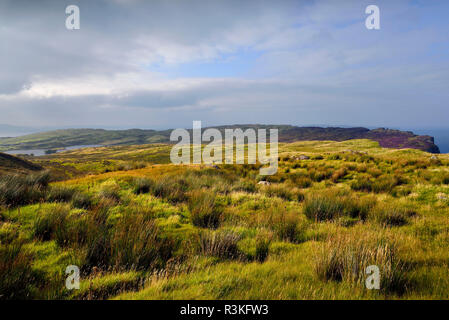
<box><xmin>1</xmin><ymin>139</ymin><xmax>449</xmax><ymax>300</ymax></box>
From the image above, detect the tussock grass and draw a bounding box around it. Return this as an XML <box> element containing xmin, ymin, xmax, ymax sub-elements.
<box><xmin>188</xmin><ymin>190</ymin><xmax>223</xmax><ymax>229</ymax></box>
<box><xmin>98</xmin><ymin>180</ymin><xmax>121</xmax><ymax>202</ymax></box>
<box><xmin>71</xmin><ymin>192</ymin><xmax>93</xmax><ymax>209</ymax></box>
<box><xmin>47</xmin><ymin>185</ymin><xmax>77</xmax><ymax>203</ymax></box>
<box><xmin>261</xmin><ymin>184</ymin><xmax>305</xmax><ymax>202</ymax></box>
<box><xmin>314</xmin><ymin>231</ymin><xmax>410</xmax><ymax>294</ymax></box>
<box><xmin>0</xmin><ymin>171</ymin><xmax>50</xmax><ymax>207</ymax></box>
<box><xmin>197</xmin><ymin>230</ymin><xmax>242</xmax><ymax>260</ymax></box>
<box><xmin>369</xmin><ymin>203</ymin><xmax>417</xmax><ymax>227</ymax></box>
<box><xmin>303</xmin><ymin>192</ymin><xmax>376</xmax><ymax>222</ymax></box>
<box><xmin>0</xmin><ymin>244</ymin><xmax>40</xmax><ymax>300</ymax></box>
<box><xmin>132</xmin><ymin>177</ymin><xmax>154</xmax><ymax>195</ymax></box>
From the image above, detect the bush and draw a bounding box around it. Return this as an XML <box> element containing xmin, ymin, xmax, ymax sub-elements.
<box><xmin>189</xmin><ymin>190</ymin><xmax>223</xmax><ymax>229</ymax></box>
<box><xmin>132</xmin><ymin>178</ymin><xmax>154</xmax><ymax>195</ymax></box>
<box><xmin>47</xmin><ymin>185</ymin><xmax>76</xmax><ymax>202</ymax></box>
<box><xmin>198</xmin><ymin>230</ymin><xmax>241</xmax><ymax>260</ymax></box>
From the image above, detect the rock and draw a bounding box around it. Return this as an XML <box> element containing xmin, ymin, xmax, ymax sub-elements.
<box><xmin>257</xmin><ymin>181</ymin><xmax>271</xmax><ymax>186</ymax></box>
<box><xmin>430</xmin><ymin>155</ymin><xmax>438</xmax><ymax>160</ymax></box>
<box><xmin>298</xmin><ymin>155</ymin><xmax>310</xmax><ymax>160</ymax></box>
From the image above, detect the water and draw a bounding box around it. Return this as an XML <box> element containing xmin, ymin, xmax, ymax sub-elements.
<box><xmin>4</xmin><ymin>145</ymin><xmax>102</xmax><ymax>157</ymax></box>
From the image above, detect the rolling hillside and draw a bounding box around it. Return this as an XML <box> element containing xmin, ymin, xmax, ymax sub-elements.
<box><xmin>0</xmin><ymin>125</ymin><xmax>440</xmax><ymax>153</ymax></box>
<box><xmin>0</xmin><ymin>152</ymin><xmax>42</xmax><ymax>174</ymax></box>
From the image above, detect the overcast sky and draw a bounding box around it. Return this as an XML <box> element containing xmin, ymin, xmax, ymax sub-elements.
<box><xmin>0</xmin><ymin>0</ymin><xmax>448</xmax><ymax>130</ymax></box>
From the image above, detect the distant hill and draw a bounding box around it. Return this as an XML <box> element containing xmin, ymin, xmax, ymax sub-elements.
<box><xmin>0</xmin><ymin>152</ymin><xmax>42</xmax><ymax>174</ymax></box>
<box><xmin>0</xmin><ymin>125</ymin><xmax>440</xmax><ymax>153</ymax></box>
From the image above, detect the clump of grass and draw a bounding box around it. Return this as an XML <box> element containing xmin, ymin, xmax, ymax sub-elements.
<box><xmin>188</xmin><ymin>190</ymin><xmax>223</xmax><ymax>229</ymax></box>
<box><xmin>33</xmin><ymin>205</ymin><xmax>70</xmax><ymax>242</ymax></box>
<box><xmin>98</xmin><ymin>180</ymin><xmax>121</xmax><ymax>202</ymax></box>
<box><xmin>71</xmin><ymin>192</ymin><xmax>93</xmax><ymax>209</ymax></box>
<box><xmin>0</xmin><ymin>171</ymin><xmax>50</xmax><ymax>207</ymax></box>
<box><xmin>273</xmin><ymin>211</ymin><xmax>305</xmax><ymax>242</ymax></box>
<box><xmin>0</xmin><ymin>223</ymin><xmax>19</xmax><ymax>245</ymax></box>
<box><xmin>331</xmin><ymin>167</ymin><xmax>347</xmax><ymax>183</ymax></box>
<box><xmin>314</xmin><ymin>232</ymin><xmax>409</xmax><ymax>294</ymax></box>
<box><xmin>198</xmin><ymin>230</ymin><xmax>242</xmax><ymax>260</ymax></box>
<box><xmin>370</xmin><ymin>203</ymin><xmax>416</xmax><ymax>227</ymax></box>
<box><xmin>261</xmin><ymin>184</ymin><xmax>304</xmax><ymax>202</ymax></box>
<box><xmin>83</xmin><ymin>208</ymin><xmax>175</xmax><ymax>272</ymax></box>
<box><xmin>255</xmin><ymin>203</ymin><xmax>307</xmax><ymax>243</ymax></box>
<box><xmin>255</xmin><ymin>235</ymin><xmax>271</xmax><ymax>262</ymax></box>
<box><xmin>303</xmin><ymin>194</ymin><xmax>344</xmax><ymax>221</ymax></box>
<box><xmin>47</xmin><ymin>185</ymin><xmax>76</xmax><ymax>202</ymax></box>
<box><xmin>351</xmin><ymin>174</ymin><xmax>407</xmax><ymax>194</ymax></box>
<box><xmin>110</xmin><ymin>213</ymin><xmax>175</xmax><ymax>271</ymax></box>
<box><xmin>303</xmin><ymin>192</ymin><xmax>376</xmax><ymax>222</ymax></box>
<box><xmin>0</xmin><ymin>244</ymin><xmax>41</xmax><ymax>300</ymax></box>
<box><xmin>233</xmin><ymin>180</ymin><xmax>256</xmax><ymax>193</ymax></box>
<box><xmin>151</xmin><ymin>176</ymin><xmax>188</xmax><ymax>203</ymax></box>
<box><xmin>132</xmin><ymin>177</ymin><xmax>154</xmax><ymax>195</ymax></box>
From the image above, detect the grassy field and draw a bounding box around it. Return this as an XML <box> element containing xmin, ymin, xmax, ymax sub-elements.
<box><xmin>1</xmin><ymin>139</ymin><xmax>449</xmax><ymax>300</ymax></box>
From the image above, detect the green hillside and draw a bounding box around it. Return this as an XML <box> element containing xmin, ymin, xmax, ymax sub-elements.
<box><xmin>0</xmin><ymin>125</ymin><xmax>440</xmax><ymax>153</ymax></box>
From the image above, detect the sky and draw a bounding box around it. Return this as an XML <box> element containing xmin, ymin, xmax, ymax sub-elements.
<box><xmin>0</xmin><ymin>0</ymin><xmax>448</xmax><ymax>131</ymax></box>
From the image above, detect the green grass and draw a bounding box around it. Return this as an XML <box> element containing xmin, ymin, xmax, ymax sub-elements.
<box><xmin>1</xmin><ymin>140</ymin><xmax>449</xmax><ymax>300</ymax></box>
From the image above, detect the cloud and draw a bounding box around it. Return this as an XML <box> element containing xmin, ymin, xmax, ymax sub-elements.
<box><xmin>0</xmin><ymin>0</ymin><xmax>448</xmax><ymax>129</ymax></box>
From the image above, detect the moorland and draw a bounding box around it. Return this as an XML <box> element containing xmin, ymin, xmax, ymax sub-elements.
<box><xmin>1</xmin><ymin>139</ymin><xmax>449</xmax><ymax>299</ymax></box>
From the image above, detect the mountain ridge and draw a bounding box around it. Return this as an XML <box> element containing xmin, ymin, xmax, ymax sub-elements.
<box><xmin>0</xmin><ymin>125</ymin><xmax>440</xmax><ymax>153</ymax></box>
